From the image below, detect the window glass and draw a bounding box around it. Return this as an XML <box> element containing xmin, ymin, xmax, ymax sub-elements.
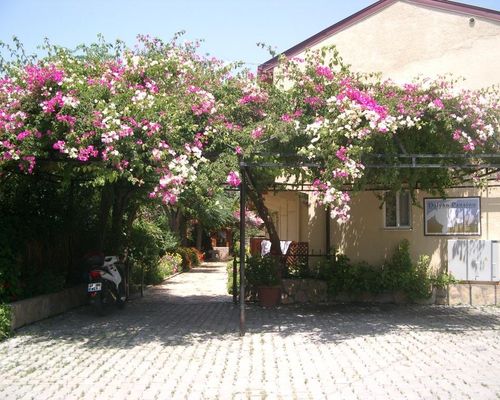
<box><xmin>385</xmin><ymin>192</ymin><xmax>397</xmax><ymax>227</ymax></box>
<box><xmin>384</xmin><ymin>191</ymin><xmax>411</xmax><ymax>228</ymax></box>
<box><xmin>399</xmin><ymin>191</ymin><xmax>411</xmax><ymax>227</ymax></box>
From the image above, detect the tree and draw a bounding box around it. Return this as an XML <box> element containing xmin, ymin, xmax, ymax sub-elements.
<box><xmin>1</xmin><ymin>37</ymin><xmax>498</xmax><ymax>259</ymax></box>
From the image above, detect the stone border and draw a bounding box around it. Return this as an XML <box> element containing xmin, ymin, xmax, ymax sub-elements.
<box><xmin>280</xmin><ymin>279</ymin><xmax>451</xmax><ymax>305</ymax></box>
<box><xmin>282</xmin><ymin>278</ymin><xmax>328</xmax><ymax>304</ymax></box>
<box><xmin>9</xmin><ymin>284</ymin><xmax>88</xmax><ymax>330</ymax></box>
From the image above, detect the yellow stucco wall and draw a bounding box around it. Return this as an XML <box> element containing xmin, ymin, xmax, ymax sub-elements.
<box><xmin>326</xmin><ymin>186</ymin><xmax>500</xmax><ymax>271</ymax></box>
<box><xmin>264</xmin><ymin>192</ymin><xmax>301</xmax><ymax>241</ymax></box>
<box><xmin>296</xmin><ymin>0</ymin><xmax>500</xmax><ymax>89</ymax></box>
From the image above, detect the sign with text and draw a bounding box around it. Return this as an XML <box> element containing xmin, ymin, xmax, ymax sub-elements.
<box><xmin>424</xmin><ymin>197</ymin><xmax>480</xmax><ymax>236</ymax></box>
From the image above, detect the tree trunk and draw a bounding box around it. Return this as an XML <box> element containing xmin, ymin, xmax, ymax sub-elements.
<box><xmin>125</xmin><ymin>202</ymin><xmax>140</xmax><ymax>238</ymax></box>
<box><xmin>109</xmin><ymin>183</ymin><xmax>134</xmax><ymax>254</ymax></box>
<box><xmin>178</xmin><ymin>211</ymin><xmax>188</xmax><ymax>247</ymax></box>
<box><xmin>98</xmin><ymin>185</ymin><xmax>114</xmax><ymax>251</ymax></box>
<box><xmin>244</xmin><ymin>178</ymin><xmax>281</xmax><ymax>256</ymax></box>
<box><xmin>195</xmin><ymin>223</ymin><xmax>203</xmax><ymax>250</ymax></box>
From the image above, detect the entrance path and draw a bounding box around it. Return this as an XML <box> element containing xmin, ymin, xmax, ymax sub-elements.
<box><xmin>148</xmin><ymin>261</ymin><xmax>232</xmax><ymax>304</ymax></box>
<box><xmin>1</xmin><ymin>262</ymin><xmax>500</xmax><ymax>399</ymax></box>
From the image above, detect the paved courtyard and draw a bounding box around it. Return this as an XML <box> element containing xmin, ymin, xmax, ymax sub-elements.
<box><xmin>1</xmin><ymin>262</ymin><xmax>499</xmax><ymax>400</ymax></box>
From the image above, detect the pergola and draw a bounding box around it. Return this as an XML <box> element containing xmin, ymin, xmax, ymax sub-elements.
<box><xmin>235</xmin><ymin>153</ymin><xmax>500</xmax><ymax>335</ymax></box>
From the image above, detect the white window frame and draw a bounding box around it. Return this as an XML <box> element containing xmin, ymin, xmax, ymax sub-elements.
<box><xmin>384</xmin><ymin>191</ymin><xmax>412</xmax><ymax>229</ymax></box>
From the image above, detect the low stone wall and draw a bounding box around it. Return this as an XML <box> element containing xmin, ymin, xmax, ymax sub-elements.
<box><xmin>281</xmin><ymin>279</ymin><xmax>451</xmax><ymax>305</ymax></box>
<box><xmin>330</xmin><ymin>288</ymin><xmax>447</xmax><ymax>305</ymax></box>
<box><xmin>282</xmin><ymin>279</ymin><xmax>499</xmax><ymax>306</ymax></box>
<box><xmin>448</xmin><ymin>283</ymin><xmax>499</xmax><ymax>306</ymax></box>
<box><xmin>281</xmin><ymin>278</ymin><xmax>328</xmax><ymax>304</ymax></box>
<box><xmin>9</xmin><ymin>284</ymin><xmax>88</xmax><ymax>330</ymax></box>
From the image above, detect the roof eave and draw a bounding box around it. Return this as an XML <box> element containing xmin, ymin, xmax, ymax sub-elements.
<box><xmin>258</xmin><ymin>0</ymin><xmax>500</xmax><ymax>74</ymax></box>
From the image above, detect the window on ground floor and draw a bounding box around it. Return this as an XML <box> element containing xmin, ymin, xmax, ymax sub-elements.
<box><xmin>384</xmin><ymin>191</ymin><xmax>411</xmax><ymax>228</ymax></box>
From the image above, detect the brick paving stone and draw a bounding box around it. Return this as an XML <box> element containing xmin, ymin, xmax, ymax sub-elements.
<box><xmin>1</xmin><ymin>262</ymin><xmax>500</xmax><ymax>399</ymax></box>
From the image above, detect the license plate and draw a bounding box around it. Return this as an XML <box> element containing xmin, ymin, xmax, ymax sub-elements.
<box><xmin>88</xmin><ymin>282</ymin><xmax>102</xmax><ymax>292</ymax></box>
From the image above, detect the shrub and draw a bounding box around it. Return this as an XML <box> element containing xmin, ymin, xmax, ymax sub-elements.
<box><xmin>129</xmin><ymin>252</ymin><xmax>182</xmax><ymax>286</ymax></box>
<box><xmin>128</xmin><ymin>218</ymin><xmax>179</xmax><ymax>285</ymax></box>
<box><xmin>226</xmin><ymin>260</ymin><xmax>239</xmax><ymax>295</ymax></box>
<box><xmin>311</xmin><ymin>255</ymin><xmax>348</xmax><ymax>281</ymax></box>
<box><xmin>188</xmin><ymin>247</ymin><xmax>203</xmax><ymax>266</ymax></box>
<box><xmin>0</xmin><ymin>246</ymin><xmax>21</xmax><ymax>303</ymax></box>
<box><xmin>0</xmin><ymin>304</ymin><xmax>11</xmax><ymax>341</ymax></box>
<box><xmin>176</xmin><ymin>248</ymin><xmax>192</xmax><ymax>271</ymax></box>
<box><xmin>404</xmin><ymin>255</ymin><xmax>433</xmax><ymax>301</ymax></box>
<box><xmin>387</xmin><ymin>239</ymin><xmax>413</xmax><ymax>272</ymax></box>
<box><xmin>322</xmin><ymin>240</ymin><xmax>437</xmax><ymax>301</ymax></box>
<box><xmin>245</xmin><ymin>255</ymin><xmax>280</xmax><ymax>287</ymax></box>
<box><xmin>158</xmin><ymin>252</ymin><xmax>182</xmax><ymax>278</ymax></box>
<box><xmin>431</xmin><ymin>271</ymin><xmax>457</xmax><ymax>288</ymax></box>
<box><xmin>285</xmin><ymin>259</ymin><xmax>310</xmax><ymax>278</ymax></box>
<box><xmin>176</xmin><ymin>247</ymin><xmax>203</xmax><ymax>271</ymax></box>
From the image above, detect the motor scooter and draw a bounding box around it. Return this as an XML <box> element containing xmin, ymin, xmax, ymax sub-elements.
<box><xmin>87</xmin><ymin>255</ymin><xmax>127</xmax><ymax>315</ymax></box>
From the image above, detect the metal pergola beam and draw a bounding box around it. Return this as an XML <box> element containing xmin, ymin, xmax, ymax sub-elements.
<box><xmin>366</xmin><ymin>164</ymin><xmax>500</xmax><ymax>169</ymax></box>
<box><xmin>364</xmin><ymin>153</ymin><xmax>500</xmax><ymax>169</ymax></box>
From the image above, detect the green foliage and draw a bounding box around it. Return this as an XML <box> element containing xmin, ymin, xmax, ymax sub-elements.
<box><xmin>328</xmin><ymin>260</ymin><xmax>384</xmax><ymax>295</ymax></box>
<box><xmin>180</xmin><ymin>169</ymin><xmax>237</xmax><ymax>232</ymax></box>
<box><xmin>0</xmin><ymin>304</ymin><xmax>11</xmax><ymax>341</ymax></box>
<box><xmin>245</xmin><ymin>255</ymin><xmax>280</xmax><ymax>287</ymax></box>
<box><xmin>0</xmin><ymin>173</ymin><xmax>102</xmax><ymax>301</ymax></box>
<box><xmin>402</xmin><ymin>255</ymin><xmax>433</xmax><ymax>301</ymax></box>
<box><xmin>284</xmin><ymin>259</ymin><xmax>310</xmax><ymax>279</ymax></box>
<box><xmin>152</xmin><ymin>252</ymin><xmax>182</xmax><ymax>284</ymax></box>
<box><xmin>175</xmin><ymin>247</ymin><xmax>202</xmax><ymax>271</ymax></box>
<box><xmin>387</xmin><ymin>239</ymin><xmax>413</xmax><ymax>272</ymax></box>
<box><xmin>226</xmin><ymin>260</ymin><xmax>239</xmax><ymax>295</ymax></box>
<box><xmin>187</xmin><ymin>248</ymin><xmax>203</xmax><ymax>267</ymax></box>
<box><xmin>130</xmin><ymin>252</ymin><xmax>182</xmax><ymax>286</ymax></box>
<box><xmin>175</xmin><ymin>248</ymin><xmax>192</xmax><ymax>272</ymax></box>
<box><xmin>323</xmin><ymin>241</ymin><xmax>443</xmax><ymax>301</ymax></box>
<box><xmin>0</xmin><ymin>246</ymin><xmax>20</xmax><ymax>303</ymax></box>
<box><xmin>431</xmin><ymin>271</ymin><xmax>458</xmax><ymax>288</ymax></box>
<box><xmin>128</xmin><ymin>215</ymin><xmax>179</xmax><ymax>285</ymax></box>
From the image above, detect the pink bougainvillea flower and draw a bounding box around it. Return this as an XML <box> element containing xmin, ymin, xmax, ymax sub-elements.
<box><xmin>251</xmin><ymin>126</ymin><xmax>264</xmax><ymax>139</ymax></box>
<box><xmin>315</xmin><ymin>65</ymin><xmax>334</xmax><ymax>80</ymax></box>
<box><xmin>16</xmin><ymin>130</ymin><xmax>31</xmax><ymax>141</ymax></box>
<box><xmin>432</xmin><ymin>98</ymin><xmax>445</xmax><ymax>109</ymax></box>
<box><xmin>335</xmin><ymin>146</ymin><xmax>348</xmax><ymax>162</ymax></box>
<box><xmin>226</xmin><ymin>171</ymin><xmax>241</xmax><ymax>187</ymax></box>
<box><xmin>52</xmin><ymin>140</ymin><xmax>66</xmax><ymax>152</ymax></box>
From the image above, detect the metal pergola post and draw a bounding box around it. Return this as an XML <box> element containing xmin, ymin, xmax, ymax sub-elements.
<box><xmin>239</xmin><ymin>163</ymin><xmax>246</xmax><ymax>336</ymax></box>
<box><xmin>232</xmin><ymin>253</ymin><xmax>238</xmax><ymax>305</ymax></box>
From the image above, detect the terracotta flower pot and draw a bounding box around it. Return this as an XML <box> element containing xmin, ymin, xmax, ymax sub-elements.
<box><xmin>258</xmin><ymin>286</ymin><xmax>281</xmax><ymax>307</ymax></box>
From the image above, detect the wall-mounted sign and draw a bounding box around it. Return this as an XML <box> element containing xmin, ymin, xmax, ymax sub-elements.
<box><xmin>424</xmin><ymin>197</ymin><xmax>480</xmax><ymax>236</ymax></box>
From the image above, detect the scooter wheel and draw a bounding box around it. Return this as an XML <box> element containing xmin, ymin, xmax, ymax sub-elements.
<box><xmin>96</xmin><ymin>286</ymin><xmax>113</xmax><ymax>316</ymax></box>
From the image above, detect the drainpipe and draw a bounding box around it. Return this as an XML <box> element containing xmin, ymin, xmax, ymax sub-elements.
<box><xmin>326</xmin><ymin>205</ymin><xmax>331</xmax><ymax>258</ymax></box>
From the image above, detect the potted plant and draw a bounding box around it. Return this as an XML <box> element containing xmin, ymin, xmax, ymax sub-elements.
<box><xmin>246</xmin><ymin>255</ymin><xmax>281</xmax><ymax>307</ymax></box>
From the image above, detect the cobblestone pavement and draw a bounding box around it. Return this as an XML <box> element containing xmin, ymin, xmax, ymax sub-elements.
<box><xmin>1</xmin><ymin>262</ymin><xmax>500</xmax><ymax>400</ymax></box>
